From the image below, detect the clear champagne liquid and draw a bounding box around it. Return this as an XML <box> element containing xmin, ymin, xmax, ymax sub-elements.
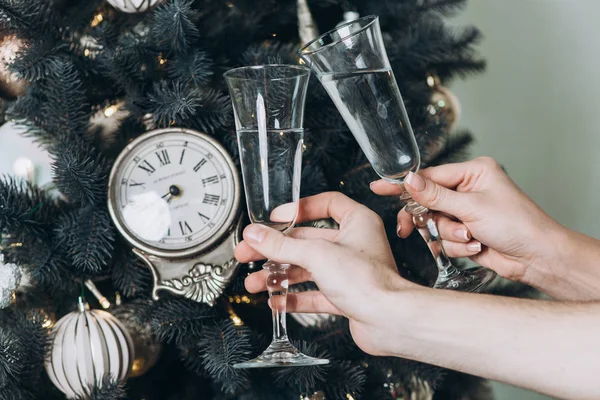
<box><xmin>237</xmin><ymin>129</ymin><xmax>303</xmax><ymax>231</ymax></box>
<box><xmin>321</xmin><ymin>69</ymin><xmax>420</xmax><ymax>181</ymax></box>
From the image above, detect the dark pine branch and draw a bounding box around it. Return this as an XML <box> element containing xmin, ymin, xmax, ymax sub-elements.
<box><xmin>195</xmin><ymin>320</ymin><xmax>252</xmax><ymax>395</ymax></box>
<box><xmin>68</xmin><ymin>206</ymin><xmax>115</xmax><ymax>274</ymax></box>
<box><xmin>0</xmin><ymin>176</ymin><xmax>58</xmax><ymax>239</ymax></box>
<box><xmin>85</xmin><ymin>377</ymin><xmax>127</xmax><ymax>400</ymax></box>
<box><xmin>39</xmin><ymin>58</ymin><xmax>90</xmax><ymax>138</ymax></box>
<box><xmin>0</xmin><ymin>328</ymin><xmax>23</xmax><ymax>388</ymax></box>
<box><xmin>9</xmin><ymin>41</ymin><xmax>68</xmax><ymax>83</ymax></box>
<box><xmin>424</xmin><ymin>130</ymin><xmax>474</xmax><ymax>167</ymax></box>
<box><xmin>111</xmin><ymin>248</ymin><xmax>153</xmax><ymax>299</ymax></box>
<box><xmin>142</xmin><ymin>295</ymin><xmax>216</xmax><ymax>344</ymax></box>
<box><xmin>272</xmin><ymin>341</ymin><xmax>329</xmax><ymax>394</ymax></box>
<box><xmin>151</xmin><ymin>0</ymin><xmax>200</xmax><ymax>55</ymax></box>
<box><xmin>51</xmin><ymin>138</ymin><xmax>108</xmax><ymax>206</ymax></box>
<box><xmin>168</xmin><ymin>51</ymin><xmax>213</xmax><ymax>86</ymax></box>
<box><xmin>149</xmin><ymin>80</ymin><xmax>201</xmax><ymax>125</ymax></box>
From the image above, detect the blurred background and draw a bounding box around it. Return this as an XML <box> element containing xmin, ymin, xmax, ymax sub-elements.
<box><xmin>0</xmin><ymin>1</ymin><xmax>594</xmax><ymax>399</ymax></box>
<box><xmin>451</xmin><ymin>1</ymin><xmax>599</xmax><ymax>398</ymax></box>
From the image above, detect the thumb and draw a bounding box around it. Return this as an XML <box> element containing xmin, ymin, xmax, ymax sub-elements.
<box><xmin>242</xmin><ymin>224</ymin><xmax>309</xmax><ymax>267</ymax></box>
<box><xmin>404</xmin><ymin>171</ymin><xmax>473</xmax><ymax>220</ymax></box>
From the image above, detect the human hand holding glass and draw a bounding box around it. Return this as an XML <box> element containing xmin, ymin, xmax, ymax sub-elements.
<box><xmin>224</xmin><ymin>65</ymin><xmax>329</xmax><ymax>368</ymax></box>
<box><xmin>298</xmin><ymin>16</ymin><xmax>496</xmax><ymax>291</ymax></box>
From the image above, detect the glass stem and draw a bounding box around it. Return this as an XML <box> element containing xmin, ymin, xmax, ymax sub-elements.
<box><xmin>264</xmin><ymin>260</ymin><xmax>290</xmax><ymax>342</ymax></box>
<box><xmin>400</xmin><ymin>189</ymin><xmax>462</xmax><ymax>282</ymax></box>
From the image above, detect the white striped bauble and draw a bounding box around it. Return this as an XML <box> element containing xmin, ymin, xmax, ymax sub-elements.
<box><xmin>44</xmin><ymin>298</ymin><xmax>134</xmax><ymax>399</ymax></box>
<box><xmin>105</xmin><ymin>0</ymin><xmax>164</xmax><ymax>13</ymax></box>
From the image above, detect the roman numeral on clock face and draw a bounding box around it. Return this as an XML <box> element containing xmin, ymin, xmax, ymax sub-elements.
<box><xmin>198</xmin><ymin>212</ymin><xmax>210</xmax><ymax>224</ymax></box>
<box><xmin>203</xmin><ymin>194</ymin><xmax>220</xmax><ymax>206</ymax></box>
<box><xmin>202</xmin><ymin>176</ymin><xmax>219</xmax><ymax>186</ymax></box>
<box><xmin>179</xmin><ymin>221</ymin><xmax>193</xmax><ymax>235</ymax></box>
<box><xmin>156</xmin><ymin>149</ymin><xmax>171</xmax><ymax>166</ymax></box>
<box><xmin>193</xmin><ymin>158</ymin><xmax>207</xmax><ymax>172</ymax></box>
<box><xmin>138</xmin><ymin>160</ymin><xmax>156</xmax><ymax>175</ymax></box>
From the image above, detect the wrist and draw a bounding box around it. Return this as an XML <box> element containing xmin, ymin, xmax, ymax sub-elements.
<box><xmin>523</xmin><ymin>223</ymin><xmax>600</xmax><ymax>300</ymax></box>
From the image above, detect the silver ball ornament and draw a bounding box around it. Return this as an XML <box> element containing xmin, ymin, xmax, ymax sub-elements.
<box><xmin>0</xmin><ymin>261</ymin><xmax>21</xmax><ymax>308</ymax></box>
<box><xmin>45</xmin><ymin>298</ymin><xmax>134</xmax><ymax>399</ymax></box>
<box><xmin>105</xmin><ymin>0</ymin><xmax>164</xmax><ymax>13</ymax></box>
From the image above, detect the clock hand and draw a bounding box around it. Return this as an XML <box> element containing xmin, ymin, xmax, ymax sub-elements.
<box><xmin>162</xmin><ymin>185</ymin><xmax>182</xmax><ymax>204</ymax></box>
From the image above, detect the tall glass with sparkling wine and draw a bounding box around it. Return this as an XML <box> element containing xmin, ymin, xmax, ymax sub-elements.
<box><xmin>299</xmin><ymin>16</ymin><xmax>496</xmax><ymax>292</ymax></box>
<box><xmin>224</xmin><ymin>65</ymin><xmax>329</xmax><ymax>368</ymax></box>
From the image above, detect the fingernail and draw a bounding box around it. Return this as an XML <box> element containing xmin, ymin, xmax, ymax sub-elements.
<box><xmin>467</xmin><ymin>241</ymin><xmax>482</xmax><ymax>252</ymax></box>
<box><xmin>405</xmin><ymin>172</ymin><xmax>426</xmax><ymax>192</ymax></box>
<box><xmin>369</xmin><ymin>181</ymin><xmax>377</xmax><ymax>190</ymax></box>
<box><xmin>245</xmin><ymin>225</ymin><xmax>266</xmax><ymax>244</ymax></box>
<box><xmin>455</xmin><ymin>229</ymin><xmax>470</xmax><ymax>241</ymax></box>
<box><xmin>396</xmin><ymin>224</ymin><xmax>402</xmax><ymax>237</ymax></box>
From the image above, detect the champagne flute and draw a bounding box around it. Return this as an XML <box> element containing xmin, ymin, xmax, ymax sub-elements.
<box><xmin>298</xmin><ymin>16</ymin><xmax>496</xmax><ymax>292</ymax></box>
<box><xmin>224</xmin><ymin>64</ymin><xmax>330</xmax><ymax>368</ymax></box>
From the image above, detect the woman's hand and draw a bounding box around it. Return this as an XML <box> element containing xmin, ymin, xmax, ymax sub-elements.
<box><xmin>234</xmin><ymin>192</ymin><xmax>419</xmax><ymax>356</ymax></box>
<box><xmin>371</xmin><ymin>157</ymin><xmax>566</xmax><ymax>288</ymax></box>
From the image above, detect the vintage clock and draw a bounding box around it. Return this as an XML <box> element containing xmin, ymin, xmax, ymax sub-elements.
<box><xmin>108</xmin><ymin>128</ymin><xmax>242</xmax><ymax>305</ymax></box>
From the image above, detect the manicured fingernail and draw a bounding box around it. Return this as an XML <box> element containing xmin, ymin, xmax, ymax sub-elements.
<box><xmin>245</xmin><ymin>225</ymin><xmax>266</xmax><ymax>244</ymax></box>
<box><xmin>405</xmin><ymin>172</ymin><xmax>426</xmax><ymax>192</ymax></box>
<box><xmin>467</xmin><ymin>241</ymin><xmax>482</xmax><ymax>252</ymax></box>
<box><xmin>455</xmin><ymin>229</ymin><xmax>470</xmax><ymax>241</ymax></box>
<box><xmin>396</xmin><ymin>224</ymin><xmax>402</xmax><ymax>237</ymax></box>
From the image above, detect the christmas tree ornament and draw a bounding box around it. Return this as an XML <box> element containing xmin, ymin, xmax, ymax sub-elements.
<box><xmin>0</xmin><ymin>34</ymin><xmax>27</xmax><ymax>99</ymax></box>
<box><xmin>107</xmin><ymin>128</ymin><xmax>243</xmax><ymax>305</ymax></box>
<box><xmin>301</xmin><ymin>391</ymin><xmax>325</xmax><ymax>400</ymax></box>
<box><xmin>111</xmin><ymin>300</ymin><xmax>162</xmax><ymax>378</ymax></box>
<box><xmin>45</xmin><ymin>298</ymin><xmax>134</xmax><ymax>399</ymax></box>
<box><xmin>385</xmin><ymin>374</ymin><xmax>433</xmax><ymax>400</ymax></box>
<box><xmin>426</xmin><ymin>74</ymin><xmax>462</xmax><ymax>133</ymax></box>
<box><xmin>0</xmin><ymin>255</ymin><xmax>21</xmax><ymax>309</ymax></box>
<box><xmin>105</xmin><ymin>0</ymin><xmax>164</xmax><ymax>13</ymax></box>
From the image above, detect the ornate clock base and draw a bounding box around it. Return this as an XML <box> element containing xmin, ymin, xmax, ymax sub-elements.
<box><xmin>133</xmin><ymin>216</ymin><xmax>243</xmax><ymax>306</ymax></box>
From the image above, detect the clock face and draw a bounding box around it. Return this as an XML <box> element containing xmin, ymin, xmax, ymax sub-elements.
<box><xmin>108</xmin><ymin>129</ymin><xmax>240</xmax><ymax>255</ymax></box>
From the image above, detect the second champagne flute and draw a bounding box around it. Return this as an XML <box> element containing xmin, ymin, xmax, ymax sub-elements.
<box><xmin>299</xmin><ymin>16</ymin><xmax>496</xmax><ymax>292</ymax></box>
<box><xmin>224</xmin><ymin>64</ymin><xmax>329</xmax><ymax>368</ymax></box>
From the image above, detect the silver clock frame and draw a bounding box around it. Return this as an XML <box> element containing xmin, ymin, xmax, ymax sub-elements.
<box><xmin>107</xmin><ymin>127</ymin><xmax>242</xmax><ymax>260</ymax></box>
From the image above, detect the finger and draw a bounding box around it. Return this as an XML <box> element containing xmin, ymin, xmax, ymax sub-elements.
<box><xmin>238</xmin><ymin>224</ymin><xmax>320</xmax><ymax>267</ymax></box>
<box><xmin>370</xmin><ymin>179</ymin><xmax>404</xmax><ymax>196</ymax></box>
<box><xmin>404</xmin><ymin>172</ymin><xmax>474</xmax><ymax>220</ymax></box>
<box><xmin>289</xmin><ymin>227</ymin><xmax>338</xmax><ymax>241</ymax></box>
<box><xmin>417</xmin><ymin>162</ymin><xmax>472</xmax><ymax>190</ymax></box>
<box><xmin>436</xmin><ymin>215</ymin><xmax>471</xmax><ymax>243</ymax></box>
<box><xmin>234</xmin><ymin>227</ymin><xmax>338</xmax><ymax>263</ymax></box>
<box><xmin>294</xmin><ymin>192</ymin><xmax>364</xmax><ymax>225</ymax></box>
<box><xmin>245</xmin><ymin>265</ymin><xmax>313</xmax><ymax>293</ymax></box>
<box><xmin>396</xmin><ymin>207</ymin><xmax>415</xmax><ymax>238</ymax></box>
<box><xmin>442</xmin><ymin>240</ymin><xmax>482</xmax><ymax>258</ymax></box>
<box><xmin>285</xmin><ymin>291</ymin><xmax>343</xmax><ymax>315</ymax></box>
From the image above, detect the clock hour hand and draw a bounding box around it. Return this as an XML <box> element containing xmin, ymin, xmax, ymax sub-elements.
<box><xmin>162</xmin><ymin>185</ymin><xmax>181</xmax><ymax>204</ymax></box>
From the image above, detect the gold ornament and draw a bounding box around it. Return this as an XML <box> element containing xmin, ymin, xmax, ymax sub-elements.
<box><xmin>301</xmin><ymin>392</ymin><xmax>325</xmax><ymax>400</ymax></box>
<box><xmin>426</xmin><ymin>74</ymin><xmax>461</xmax><ymax>133</ymax></box>
<box><xmin>386</xmin><ymin>374</ymin><xmax>433</xmax><ymax>400</ymax></box>
<box><xmin>0</xmin><ymin>35</ymin><xmax>27</xmax><ymax>99</ymax></box>
<box><xmin>111</xmin><ymin>299</ymin><xmax>162</xmax><ymax>378</ymax></box>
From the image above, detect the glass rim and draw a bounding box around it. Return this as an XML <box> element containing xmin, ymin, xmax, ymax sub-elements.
<box><xmin>223</xmin><ymin>64</ymin><xmax>311</xmax><ymax>81</ymax></box>
<box><xmin>298</xmin><ymin>15</ymin><xmax>379</xmax><ymax>57</ymax></box>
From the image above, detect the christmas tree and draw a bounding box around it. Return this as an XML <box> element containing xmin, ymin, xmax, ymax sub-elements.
<box><xmin>0</xmin><ymin>0</ymin><xmax>519</xmax><ymax>398</ymax></box>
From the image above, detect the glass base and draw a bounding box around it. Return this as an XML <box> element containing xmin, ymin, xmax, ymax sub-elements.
<box><xmin>233</xmin><ymin>339</ymin><xmax>330</xmax><ymax>369</ymax></box>
<box><xmin>434</xmin><ymin>266</ymin><xmax>497</xmax><ymax>293</ymax></box>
